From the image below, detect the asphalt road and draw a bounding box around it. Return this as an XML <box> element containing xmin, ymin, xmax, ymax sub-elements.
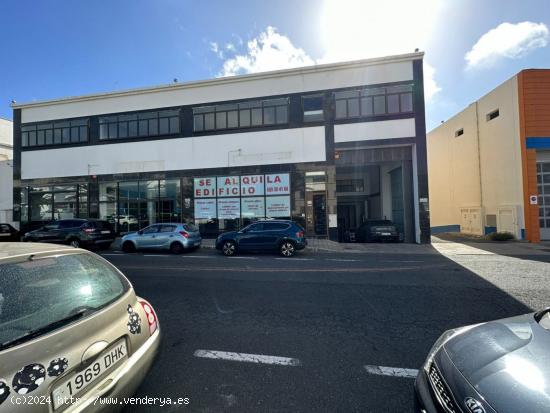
<box><xmin>99</xmin><ymin>246</ymin><xmax>543</xmax><ymax>413</ymax></box>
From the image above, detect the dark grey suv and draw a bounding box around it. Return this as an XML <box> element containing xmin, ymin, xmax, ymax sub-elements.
<box><xmin>22</xmin><ymin>219</ymin><xmax>115</xmax><ymax>250</ymax></box>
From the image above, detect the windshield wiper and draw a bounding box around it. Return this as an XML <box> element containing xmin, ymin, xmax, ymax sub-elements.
<box><xmin>0</xmin><ymin>308</ymin><xmax>92</xmax><ymax>351</ymax></box>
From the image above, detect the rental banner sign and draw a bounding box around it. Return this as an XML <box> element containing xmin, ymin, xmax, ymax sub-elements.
<box><xmin>194</xmin><ymin>177</ymin><xmax>216</xmax><ymax>198</ymax></box>
<box><xmin>265</xmin><ymin>174</ymin><xmax>290</xmax><ymax>195</ymax></box>
<box><xmin>240</xmin><ymin>175</ymin><xmax>265</xmax><ymax>196</ymax></box>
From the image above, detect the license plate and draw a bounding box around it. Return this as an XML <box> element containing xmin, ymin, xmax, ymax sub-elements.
<box><xmin>101</xmin><ymin>230</ymin><xmax>111</xmax><ymax>234</ymax></box>
<box><xmin>51</xmin><ymin>339</ymin><xmax>127</xmax><ymax>409</ymax></box>
<box><xmin>381</xmin><ymin>233</ymin><xmax>391</xmax><ymax>236</ymax></box>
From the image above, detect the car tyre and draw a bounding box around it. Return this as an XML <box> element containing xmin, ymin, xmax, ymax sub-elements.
<box><xmin>222</xmin><ymin>240</ymin><xmax>237</xmax><ymax>256</ymax></box>
<box><xmin>69</xmin><ymin>238</ymin><xmax>81</xmax><ymax>248</ymax></box>
<box><xmin>122</xmin><ymin>241</ymin><xmax>136</xmax><ymax>253</ymax></box>
<box><xmin>279</xmin><ymin>241</ymin><xmax>296</xmax><ymax>257</ymax></box>
<box><xmin>170</xmin><ymin>242</ymin><xmax>184</xmax><ymax>254</ymax></box>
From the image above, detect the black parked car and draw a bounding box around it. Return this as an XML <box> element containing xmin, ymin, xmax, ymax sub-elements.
<box><xmin>23</xmin><ymin>219</ymin><xmax>115</xmax><ymax>250</ymax></box>
<box><xmin>216</xmin><ymin>220</ymin><xmax>307</xmax><ymax>257</ymax></box>
<box><xmin>356</xmin><ymin>219</ymin><xmax>400</xmax><ymax>242</ymax></box>
<box><xmin>415</xmin><ymin>308</ymin><xmax>550</xmax><ymax>413</ymax></box>
<box><xmin>0</xmin><ymin>223</ymin><xmax>20</xmax><ymax>241</ymax></box>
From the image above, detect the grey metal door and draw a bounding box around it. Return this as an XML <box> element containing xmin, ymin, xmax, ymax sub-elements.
<box><xmin>537</xmin><ymin>162</ymin><xmax>550</xmax><ymax>240</ymax></box>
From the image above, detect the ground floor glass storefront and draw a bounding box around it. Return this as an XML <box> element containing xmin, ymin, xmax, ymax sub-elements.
<box><xmin>18</xmin><ymin>166</ymin><xmax>335</xmax><ymax>237</ymax></box>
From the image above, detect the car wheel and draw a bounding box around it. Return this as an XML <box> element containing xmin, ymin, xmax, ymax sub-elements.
<box><xmin>170</xmin><ymin>242</ymin><xmax>184</xmax><ymax>254</ymax></box>
<box><xmin>222</xmin><ymin>241</ymin><xmax>237</xmax><ymax>256</ymax></box>
<box><xmin>69</xmin><ymin>238</ymin><xmax>81</xmax><ymax>248</ymax></box>
<box><xmin>122</xmin><ymin>241</ymin><xmax>136</xmax><ymax>253</ymax></box>
<box><xmin>280</xmin><ymin>241</ymin><xmax>296</xmax><ymax>257</ymax></box>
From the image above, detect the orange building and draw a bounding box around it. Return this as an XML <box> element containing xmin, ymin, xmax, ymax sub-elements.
<box><xmin>428</xmin><ymin>69</ymin><xmax>550</xmax><ymax>242</ymax></box>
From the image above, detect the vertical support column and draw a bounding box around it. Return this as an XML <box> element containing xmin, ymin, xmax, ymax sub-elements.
<box><xmin>524</xmin><ymin>149</ymin><xmax>540</xmax><ymax>242</ymax></box>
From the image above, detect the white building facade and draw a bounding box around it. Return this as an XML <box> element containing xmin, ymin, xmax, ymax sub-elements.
<box><xmin>0</xmin><ymin>118</ymin><xmax>14</xmax><ymax>226</ymax></box>
<box><xmin>12</xmin><ymin>53</ymin><xmax>430</xmax><ymax>242</ymax></box>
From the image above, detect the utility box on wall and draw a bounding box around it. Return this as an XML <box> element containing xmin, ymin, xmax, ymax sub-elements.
<box><xmin>459</xmin><ymin>206</ymin><xmax>484</xmax><ymax>235</ymax></box>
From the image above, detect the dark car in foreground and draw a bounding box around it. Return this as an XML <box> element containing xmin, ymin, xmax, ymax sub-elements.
<box><xmin>356</xmin><ymin>219</ymin><xmax>400</xmax><ymax>242</ymax></box>
<box><xmin>415</xmin><ymin>308</ymin><xmax>550</xmax><ymax>413</ymax></box>
<box><xmin>0</xmin><ymin>224</ymin><xmax>20</xmax><ymax>242</ymax></box>
<box><xmin>0</xmin><ymin>242</ymin><xmax>160</xmax><ymax>412</ymax></box>
<box><xmin>216</xmin><ymin>220</ymin><xmax>307</xmax><ymax>257</ymax></box>
<box><xmin>23</xmin><ymin>219</ymin><xmax>115</xmax><ymax>250</ymax></box>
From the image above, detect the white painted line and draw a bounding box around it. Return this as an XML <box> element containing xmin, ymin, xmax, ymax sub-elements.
<box><xmin>364</xmin><ymin>365</ymin><xmax>418</xmax><ymax>379</ymax></box>
<box><xmin>100</xmin><ymin>253</ymin><xmax>123</xmax><ymax>256</ymax></box>
<box><xmin>194</xmin><ymin>350</ymin><xmax>300</xmax><ymax>366</ymax></box>
<box><xmin>326</xmin><ymin>258</ymin><xmax>360</xmax><ymax>262</ymax></box>
<box><xmin>274</xmin><ymin>257</ymin><xmax>313</xmax><ymax>261</ymax></box>
<box><xmin>183</xmin><ymin>255</ymin><xmax>211</xmax><ymax>258</ymax></box>
<box><xmin>143</xmin><ymin>254</ymin><xmax>170</xmax><ymax>257</ymax></box>
<box><xmin>229</xmin><ymin>256</ymin><xmax>257</xmax><ymax>260</ymax></box>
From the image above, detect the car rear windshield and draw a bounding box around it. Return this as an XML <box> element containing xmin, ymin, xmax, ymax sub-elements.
<box><xmin>183</xmin><ymin>224</ymin><xmax>198</xmax><ymax>232</ymax></box>
<box><xmin>0</xmin><ymin>253</ymin><xmax>128</xmax><ymax>347</ymax></box>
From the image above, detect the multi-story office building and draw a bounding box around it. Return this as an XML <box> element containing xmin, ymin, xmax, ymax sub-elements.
<box><xmin>428</xmin><ymin>69</ymin><xmax>550</xmax><ymax>242</ymax></box>
<box><xmin>11</xmin><ymin>52</ymin><xmax>429</xmax><ymax>243</ymax></box>
<box><xmin>0</xmin><ymin>117</ymin><xmax>14</xmax><ymax>225</ymax></box>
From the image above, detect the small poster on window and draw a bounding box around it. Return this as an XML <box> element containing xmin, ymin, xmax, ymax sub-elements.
<box><xmin>265</xmin><ymin>173</ymin><xmax>290</xmax><ymax>195</ymax></box>
<box><xmin>242</xmin><ymin>197</ymin><xmax>265</xmax><ymax>218</ymax></box>
<box><xmin>194</xmin><ymin>199</ymin><xmax>217</xmax><ymax>219</ymax></box>
<box><xmin>266</xmin><ymin>196</ymin><xmax>291</xmax><ymax>217</ymax></box>
<box><xmin>218</xmin><ymin>198</ymin><xmax>241</xmax><ymax>219</ymax></box>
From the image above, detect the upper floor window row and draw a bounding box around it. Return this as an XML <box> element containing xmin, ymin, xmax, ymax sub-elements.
<box><xmin>99</xmin><ymin>109</ymin><xmax>180</xmax><ymax>140</ymax></box>
<box><xmin>193</xmin><ymin>98</ymin><xmax>289</xmax><ymax>132</ymax></box>
<box><xmin>22</xmin><ymin>118</ymin><xmax>88</xmax><ymax>148</ymax></box>
<box><xmin>334</xmin><ymin>84</ymin><xmax>414</xmax><ymax>120</ymax></box>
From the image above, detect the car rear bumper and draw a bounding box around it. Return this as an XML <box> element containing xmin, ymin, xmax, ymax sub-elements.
<box><xmin>181</xmin><ymin>238</ymin><xmax>201</xmax><ymax>249</ymax></box>
<box><xmin>295</xmin><ymin>239</ymin><xmax>307</xmax><ymax>250</ymax></box>
<box><xmin>65</xmin><ymin>329</ymin><xmax>161</xmax><ymax>413</ymax></box>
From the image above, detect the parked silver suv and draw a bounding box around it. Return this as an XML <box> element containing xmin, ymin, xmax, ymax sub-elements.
<box><xmin>121</xmin><ymin>223</ymin><xmax>201</xmax><ymax>254</ymax></box>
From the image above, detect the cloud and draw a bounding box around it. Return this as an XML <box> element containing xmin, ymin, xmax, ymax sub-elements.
<box><xmin>218</xmin><ymin>26</ymin><xmax>314</xmax><ymax>77</ymax></box>
<box><xmin>465</xmin><ymin>22</ymin><xmax>549</xmax><ymax>69</ymax></box>
<box><xmin>423</xmin><ymin>62</ymin><xmax>441</xmax><ymax>102</ymax></box>
<box><xmin>212</xmin><ymin>25</ymin><xmax>441</xmax><ymax>102</ymax></box>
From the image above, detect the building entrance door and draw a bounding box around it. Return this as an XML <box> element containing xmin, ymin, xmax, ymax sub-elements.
<box><xmin>536</xmin><ymin>161</ymin><xmax>550</xmax><ymax>240</ymax></box>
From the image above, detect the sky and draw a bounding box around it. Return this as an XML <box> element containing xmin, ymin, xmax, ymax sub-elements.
<box><xmin>1</xmin><ymin>0</ymin><xmax>549</xmax><ymax>132</ymax></box>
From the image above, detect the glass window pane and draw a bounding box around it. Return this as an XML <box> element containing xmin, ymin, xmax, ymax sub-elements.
<box><xmin>108</xmin><ymin>123</ymin><xmax>117</xmax><ymax>139</ymax></box>
<box><xmin>263</xmin><ymin>98</ymin><xmax>288</xmax><ymax>106</ymax></box>
<box><xmin>348</xmin><ymin>98</ymin><xmax>359</xmax><ymax>117</ymax></box>
<box><xmin>159</xmin><ymin>118</ymin><xmax>169</xmax><ymax>135</ymax></box>
<box><xmin>37</xmin><ymin>130</ymin><xmax>45</xmax><ymax>146</ymax></box>
<box><xmin>542</xmin><ymin>163</ymin><xmax>550</xmax><ymax>173</ymax></box>
<box><xmin>239</xmin><ymin>109</ymin><xmax>251</xmax><ymax>127</ymax></box>
<box><xmin>159</xmin><ymin>109</ymin><xmax>179</xmax><ymax>117</ymax></box>
<box><xmin>204</xmin><ymin>113</ymin><xmax>215</xmax><ymax>130</ymax></box>
<box><xmin>374</xmin><ymin>95</ymin><xmax>386</xmax><ymax>115</ymax></box>
<box><xmin>138</xmin><ymin>111</ymin><xmax>157</xmax><ymax>120</ymax></box>
<box><xmin>387</xmin><ymin>94</ymin><xmax>400</xmax><ymax>114</ymax></box>
<box><xmin>119</xmin><ymin>114</ymin><xmax>137</xmax><ymax>122</ymax></box>
<box><xmin>400</xmin><ymin>93</ymin><xmax>413</xmax><ymax>112</ymax></box>
<box><xmin>128</xmin><ymin>121</ymin><xmax>138</xmax><ymax>137</ymax></box>
<box><xmin>276</xmin><ymin>106</ymin><xmax>288</xmax><ymax>124</ymax></box>
<box><xmin>251</xmin><ymin>108</ymin><xmax>262</xmax><ymax>126</ymax></box>
<box><xmin>227</xmin><ymin>111</ymin><xmax>238</xmax><ymax>128</ymax></box>
<box><xmin>335</xmin><ymin>100</ymin><xmax>347</xmax><ymax>119</ymax></box>
<box><xmin>193</xmin><ymin>115</ymin><xmax>204</xmax><ymax>132</ymax></box>
<box><xmin>361</xmin><ymin>97</ymin><xmax>373</xmax><ymax>116</ymax></box>
<box><xmin>263</xmin><ymin>106</ymin><xmax>275</xmax><ymax>125</ymax></box>
<box><xmin>118</xmin><ymin>122</ymin><xmax>128</xmax><ymax>138</ymax></box>
<box><xmin>99</xmin><ymin>182</ymin><xmax>117</xmax><ymax>202</ymax></box>
<box><xmin>99</xmin><ymin>124</ymin><xmax>108</xmax><ymax>140</ymax></box>
<box><xmin>334</xmin><ymin>90</ymin><xmax>359</xmax><ymax>99</ymax></box>
<box><xmin>193</xmin><ymin>106</ymin><xmax>215</xmax><ymax>114</ymax></box>
<box><xmin>70</xmin><ymin>126</ymin><xmax>80</xmax><ymax>143</ymax></box>
<box><xmin>216</xmin><ymin>112</ymin><xmax>227</xmax><ymax>129</ymax></box>
<box><xmin>45</xmin><ymin>129</ymin><xmax>53</xmax><ymax>145</ymax></box>
<box><xmin>138</xmin><ymin>120</ymin><xmax>148</xmax><ymax>136</ymax></box>
<box><xmin>22</xmin><ymin>132</ymin><xmax>29</xmax><ymax>147</ymax></box>
<box><xmin>54</xmin><ymin>128</ymin><xmax>62</xmax><ymax>144</ymax></box>
<box><xmin>29</xmin><ymin>131</ymin><xmax>37</xmax><ymax>146</ymax></box>
<box><xmin>149</xmin><ymin>118</ymin><xmax>159</xmax><ymax>135</ymax></box>
<box><xmin>169</xmin><ymin>117</ymin><xmax>179</xmax><ymax>134</ymax></box>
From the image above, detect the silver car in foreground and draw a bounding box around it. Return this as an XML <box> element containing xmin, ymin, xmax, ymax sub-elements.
<box><xmin>415</xmin><ymin>308</ymin><xmax>550</xmax><ymax>413</ymax></box>
<box><xmin>0</xmin><ymin>243</ymin><xmax>160</xmax><ymax>412</ymax></box>
<box><xmin>121</xmin><ymin>223</ymin><xmax>201</xmax><ymax>254</ymax></box>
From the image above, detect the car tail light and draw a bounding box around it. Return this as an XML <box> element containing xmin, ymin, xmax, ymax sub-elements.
<box><xmin>296</xmin><ymin>231</ymin><xmax>304</xmax><ymax>238</ymax></box>
<box><xmin>139</xmin><ymin>299</ymin><xmax>158</xmax><ymax>336</ymax></box>
<box><xmin>179</xmin><ymin>231</ymin><xmax>189</xmax><ymax>238</ymax></box>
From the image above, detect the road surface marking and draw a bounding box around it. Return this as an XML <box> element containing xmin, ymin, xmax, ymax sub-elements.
<box><xmin>183</xmin><ymin>255</ymin><xmax>211</xmax><ymax>258</ymax></box>
<box><xmin>194</xmin><ymin>350</ymin><xmax>300</xmax><ymax>366</ymax></box>
<box><xmin>274</xmin><ymin>257</ymin><xmax>313</xmax><ymax>261</ymax></box>
<box><xmin>326</xmin><ymin>258</ymin><xmax>360</xmax><ymax>262</ymax></box>
<box><xmin>228</xmin><ymin>256</ymin><xmax>257</xmax><ymax>260</ymax></box>
<box><xmin>100</xmin><ymin>253</ymin><xmax>122</xmax><ymax>256</ymax></box>
<box><xmin>364</xmin><ymin>365</ymin><xmax>418</xmax><ymax>379</ymax></box>
<box><xmin>143</xmin><ymin>254</ymin><xmax>170</xmax><ymax>257</ymax></box>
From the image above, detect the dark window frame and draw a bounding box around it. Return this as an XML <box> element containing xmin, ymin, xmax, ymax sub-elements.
<box><xmin>21</xmin><ymin>118</ymin><xmax>89</xmax><ymax>148</ymax></box>
<box><xmin>486</xmin><ymin>109</ymin><xmax>499</xmax><ymax>122</ymax></box>
<box><xmin>302</xmin><ymin>95</ymin><xmax>325</xmax><ymax>123</ymax></box>
<box><xmin>99</xmin><ymin>109</ymin><xmax>180</xmax><ymax>140</ymax></box>
<box><xmin>333</xmin><ymin>84</ymin><xmax>414</xmax><ymax>120</ymax></box>
<box><xmin>455</xmin><ymin>128</ymin><xmax>464</xmax><ymax>137</ymax></box>
<box><xmin>192</xmin><ymin>98</ymin><xmax>289</xmax><ymax>133</ymax></box>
